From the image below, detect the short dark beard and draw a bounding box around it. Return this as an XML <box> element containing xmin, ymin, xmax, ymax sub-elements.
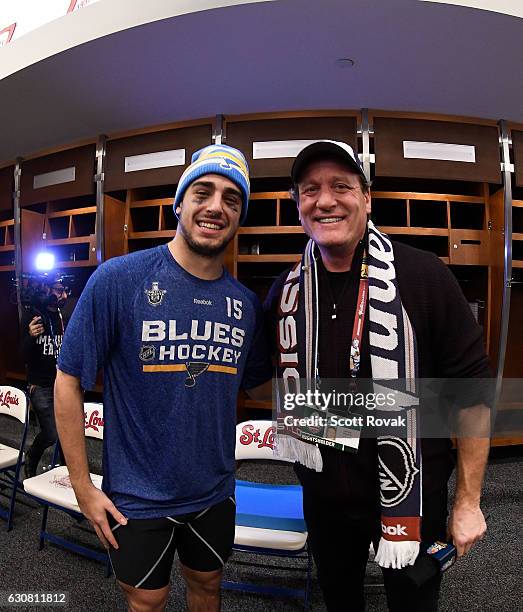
<box><xmin>178</xmin><ymin>220</ymin><xmax>231</xmax><ymax>258</ymax></box>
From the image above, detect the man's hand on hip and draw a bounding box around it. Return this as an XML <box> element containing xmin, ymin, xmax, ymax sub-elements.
<box><xmin>74</xmin><ymin>483</ymin><xmax>127</xmax><ymax>549</ymax></box>
<box><xmin>447</xmin><ymin>502</ymin><xmax>486</xmax><ymax>557</ymax></box>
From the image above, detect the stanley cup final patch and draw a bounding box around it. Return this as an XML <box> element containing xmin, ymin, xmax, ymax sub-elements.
<box><xmin>145</xmin><ymin>281</ymin><xmax>167</xmax><ymax>306</ymax></box>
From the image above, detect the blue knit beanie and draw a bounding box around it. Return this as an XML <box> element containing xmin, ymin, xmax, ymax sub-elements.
<box><xmin>174</xmin><ymin>144</ymin><xmax>250</xmax><ymax>224</ymax></box>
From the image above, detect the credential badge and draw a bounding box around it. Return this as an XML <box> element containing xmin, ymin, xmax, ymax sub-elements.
<box><xmin>145</xmin><ymin>281</ymin><xmax>166</xmax><ymax>307</ymax></box>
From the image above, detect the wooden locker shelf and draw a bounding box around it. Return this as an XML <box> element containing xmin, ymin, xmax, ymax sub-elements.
<box><xmin>237</xmin><ymin>254</ymin><xmax>301</xmax><ymax>263</ymax></box>
<box><xmin>46</xmin><ymin>206</ymin><xmax>96</xmax><ymax>218</ymax></box>
<box><xmin>238</xmin><ymin>189</ymin><xmax>490</xmax><ymax>271</ymax></box>
<box><xmin>128</xmin><ymin>230</ymin><xmax>176</xmax><ymax>240</ymax></box>
<box><xmin>238</xmin><ymin>226</ymin><xmax>304</xmax><ymax>235</ymax></box>
<box><xmin>130</xmin><ymin>198</ymin><xmax>173</xmax><ymax>208</ymax></box>
<box><xmin>40</xmin><ymin>200</ymin><xmax>97</xmax><ymax>267</ymax></box>
<box><xmin>512</xmin><ymin>200</ymin><xmax>523</xmax><ymax>268</ymax></box>
<box><xmin>379</xmin><ymin>227</ymin><xmax>448</xmax><ymax>236</ymax></box>
<box><xmin>124</xmin><ymin>190</ymin><xmax>177</xmax><ymax>254</ymax></box>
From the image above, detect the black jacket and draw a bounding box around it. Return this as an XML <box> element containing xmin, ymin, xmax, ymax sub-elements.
<box><xmin>21</xmin><ymin>307</ymin><xmax>66</xmax><ymax>387</ymax></box>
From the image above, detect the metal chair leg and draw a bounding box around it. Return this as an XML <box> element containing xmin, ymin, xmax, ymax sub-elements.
<box><xmin>304</xmin><ymin>544</ymin><xmax>313</xmax><ymax>611</ymax></box>
<box><xmin>39</xmin><ymin>505</ymin><xmax>50</xmax><ymax>550</ymax></box>
<box><xmin>7</xmin><ymin>464</ymin><xmax>23</xmax><ymax>531</ymax></box>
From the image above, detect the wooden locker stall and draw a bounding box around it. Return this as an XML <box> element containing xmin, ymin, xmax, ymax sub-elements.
<box><xmin>511</xmin><ymin>130</ymin><xmax>523</xmax><ymax>273</ymax></box>
<box><xmin>496</xmin><ymin>127</ymin><xmax>523</xmax><ymax>444</ymax></box>
<box><xmin>225</xmin><ymin>112</ymin><xmax>359</xmax><ymax>412</ymax></box>
<box><xmin>372</xmin><ymin>114</ymin><xmax>503</xmax><ymax>366</ymax></box>
<box><xmin>225</xmin><ymin>112</ymin><xmax>359</xmax><ymax>292</ymax></box>
<box><xmin>104</xmin><ymin>122</ymin><xmax>213</xmax><ymax>260</ymax></box>
<box><xmin>226</xmin><ymin>113</ymin><xmax>359</xmax><ymax>178</ymax></box>
<box><xmin>373</xmin><ymin>117</ymin><xmax>501</xmax><ymax>183</ymax></box>
<box><xmin>20</xmin><ymin>144</ymin><xmax>97</xmax><ymax>271</ymax></box>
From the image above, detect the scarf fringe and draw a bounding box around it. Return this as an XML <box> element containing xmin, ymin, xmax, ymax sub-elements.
<box><xmin>375</xmin><ymin>538</ymin><xmax>420</xmax><ymax>569</ymax></box>
<box><xmin>274</xmin><ymin>433</ymin><xmax>323</xmax><ymax>472</ymax></box>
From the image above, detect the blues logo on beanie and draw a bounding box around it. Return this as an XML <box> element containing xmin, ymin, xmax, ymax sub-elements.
<box><xmin>174</xmin><ymin>144</ymin><xmax>250</xmax><ymax>224</ymax></box>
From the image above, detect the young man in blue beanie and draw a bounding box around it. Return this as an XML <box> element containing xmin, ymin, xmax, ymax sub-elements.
<box><xmin>54</xmin><ymin>144</ymin><xmax>272</xmax><ymax>612</ymax></box>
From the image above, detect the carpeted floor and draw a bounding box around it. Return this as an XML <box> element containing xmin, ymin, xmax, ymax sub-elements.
<box><xmin>0</xmin><ymin>418</ymin><xmax>521</xmax><ymax>611</ymax></box>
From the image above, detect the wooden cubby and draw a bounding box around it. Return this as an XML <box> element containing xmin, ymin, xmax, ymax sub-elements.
<box><xmin>45</xmin><ymin>199</ymin><xmax>97</xmax><ymax>267</ymax></box>
<box><xmin>236</xmin><ymin>191</ymin><xmax>304</xmax><ymax>286</ymax></box>
<box><xmin>512</xmin><ymin>199</ymin><xmax>523</xmax><ymax>269</ymax></box>
<box><xmin>22</xmin><ymin>196</ymin><xmax>97</xmax><ymax>270</ymax></box>
<box><xmin>0</xmin><ymin>218</ymin><xmax>15</xmax><ymax>270</ymax></box>
<box><xmin>371</xmin><ymin>190</ymin><xmax>490</xmax><ymax>266</ymax></box>
<box><xmin>506</xmin><ymin>128</ymin><xmax>523</xmax><ymax>385</ymax></box>
<box><xmin>124</xmin><ymin>187</ymin><xmax>177</xmax><ymax>254</ymax></box>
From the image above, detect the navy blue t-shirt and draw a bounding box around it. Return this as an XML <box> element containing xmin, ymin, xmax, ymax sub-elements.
<box><xmin>58</xmin><ymin>245</ymin><xmax>272</xmax><ymax>518</ymax></box>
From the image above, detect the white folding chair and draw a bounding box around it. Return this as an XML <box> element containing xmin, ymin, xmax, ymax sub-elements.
<box><xmin>0</xmin><ymin>386</ymin><xmax>29</xmax><ymax>531</ymax></box>
<box><xmin>222</xmin><ymin>420</ymin><xmax>312</xmax><ymax>610</ymax></box>
<box><xmin>23</xmin><ymin>402</ymin><xmax>108</xmax><ymax>571</ymax></box>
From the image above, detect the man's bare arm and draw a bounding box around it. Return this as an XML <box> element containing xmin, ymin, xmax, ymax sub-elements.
<box><xmin>448</xmin><ymin>404</ymin><xmax>490</xmax><ymax>557</ymax></box>
<box><xmin>54</xmin><ymin>369</ymin><xmax>127</xmax><ymax>548</ymax></box>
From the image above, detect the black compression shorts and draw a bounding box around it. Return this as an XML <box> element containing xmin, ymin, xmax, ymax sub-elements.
<box><xmin>108</xmin><ymin>496</ymin><xmax>236</xmax><ymax>590</ymax></box>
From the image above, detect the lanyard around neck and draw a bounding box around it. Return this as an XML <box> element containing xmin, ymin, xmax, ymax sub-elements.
<box><xmin>349</xmin><ymin>251</ymin><xmax>368</xmax><ymax>378</ymax></box>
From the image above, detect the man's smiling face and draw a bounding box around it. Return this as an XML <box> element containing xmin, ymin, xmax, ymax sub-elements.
<box><xmin>176</xmin><ymin>174</ymin><xmax>242</xmax><ymax>257</ymax></box>
<box><xmin>297</xmin><ymin>159</ymin><xmax>371</xmax><ymax>254</ymax></box>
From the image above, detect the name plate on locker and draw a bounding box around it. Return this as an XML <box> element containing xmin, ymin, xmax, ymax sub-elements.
<box><xmin>403</xmin><ymin>141</ymin><xmax>476</xmax><ymax>163</ymax></box>
<box><xmin>253</xmin><ymin>140</ymin><xmax>320</xmax><ymax>160</ymax></box>
<box><xmin>33</xmin><ymin>167</ymin><xmax>76</xmax><ymax>189</ymax></box>
<box><xmin>124</xmin><ymin>149</ymin><xmax>186</xmax><ymax>173</ymax></box>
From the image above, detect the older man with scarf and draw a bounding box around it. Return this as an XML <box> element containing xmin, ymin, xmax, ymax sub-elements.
<box><xmin>264</xmin><ymin>141</ymin><xmax>490</xmax><ymax>612</ymax></box>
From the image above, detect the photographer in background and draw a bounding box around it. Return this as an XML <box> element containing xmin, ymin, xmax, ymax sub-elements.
<box><xmin>21</xmin><ymin>275</ymin><xmax>70</xmax><ymax>478</ymax></box>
